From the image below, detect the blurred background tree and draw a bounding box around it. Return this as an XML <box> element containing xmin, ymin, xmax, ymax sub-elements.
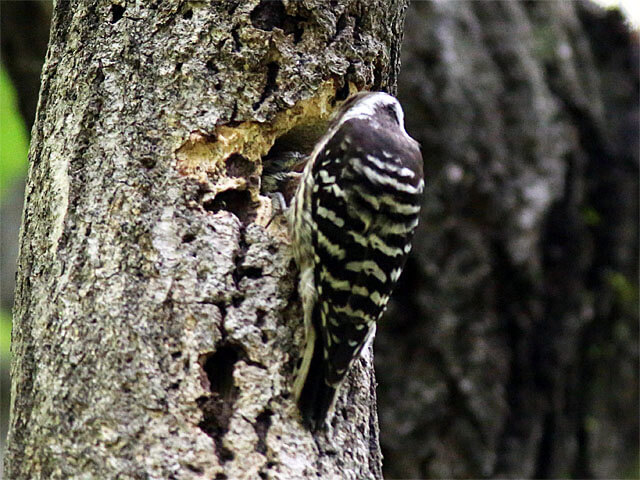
<box><xmin>378</xmin><ymin>2</ymin><xmax>638</xmax><ymax>477</ymax></box>
<box><xmin>0</xmin><ymin>64</ymin><xmax>29</xmax><ymax>457</ymax></box>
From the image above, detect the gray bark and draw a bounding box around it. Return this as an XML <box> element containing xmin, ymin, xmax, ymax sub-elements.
<box><xmin>4</xmin><ymin>1</ymin><xmax>407</xmax><ymax>478</ymax></box>
<box><xmin>378</xmin><ymin>1</ymin><xmax>639</xmax><ymax>478</ymax></box>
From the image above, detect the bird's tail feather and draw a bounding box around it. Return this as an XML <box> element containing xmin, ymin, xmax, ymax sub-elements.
<box><xmin>297</xmin><ymin>332</ymin><xmax>336</xmax><ymax>431</ymax></box>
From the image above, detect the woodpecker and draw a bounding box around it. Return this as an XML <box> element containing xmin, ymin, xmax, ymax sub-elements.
<box><xmin>288</xmin><ymin>91</ymin><xmax>424</xmax><ymax>431</ymax></box>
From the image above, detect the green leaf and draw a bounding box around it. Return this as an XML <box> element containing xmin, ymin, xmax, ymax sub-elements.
<box><xmin>0</xmin><ymin>66</ymin><xmax>29</xmax><ymax>200</ymax></box>
<box><xmin>0</xmin><ymin>309</ymin><xmax>12</xmax><ymax>359</ymax></box>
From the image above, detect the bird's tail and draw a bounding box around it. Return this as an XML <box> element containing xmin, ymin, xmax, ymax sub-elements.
<box><xmin>295</xmin><ymin>331</ymin><xmax>337</xmax><ymax>432</ymax></box>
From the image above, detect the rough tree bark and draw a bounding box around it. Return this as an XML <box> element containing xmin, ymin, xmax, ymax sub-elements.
<box><xmin>5</xmin><ymin>0</ymin><xmax>408</xmax><ymax>478</ymax></box>
<box><xmin>377</xmin><ymin>1</ymin><xmax>639</xmax><ymax>478</ymax></box>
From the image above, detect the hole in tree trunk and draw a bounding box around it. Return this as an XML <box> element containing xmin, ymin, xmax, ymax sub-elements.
<box><xmin>259</xmin><ymin>120</ymin><xmax>328</xmax><ymax>201</ymax></box>
<box><xmin>197</xmin><ymin>344</ymin><xmax>245</xmax><ymax>463</ymax></box>
<box><xmin>111</xmin><ymin>4</ymin><xmax>125</xmax><ymax>23</ymax></box>
<box><xmin>203</xmin><ymin>189</ymin><xmax>257</xmax><ymax>223</ymax></box>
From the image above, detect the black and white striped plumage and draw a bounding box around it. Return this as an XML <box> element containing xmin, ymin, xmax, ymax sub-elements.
<box><xmin>288</xmin><ymin>91</ymin><xmax>424</xmax><ymax>430</ymax></box>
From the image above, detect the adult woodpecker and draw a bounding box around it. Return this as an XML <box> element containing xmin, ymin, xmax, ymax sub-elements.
<box><xmin>288</xmin><ymin>91</ymin><xmax>424</xmax><ymax>431</ymax></box>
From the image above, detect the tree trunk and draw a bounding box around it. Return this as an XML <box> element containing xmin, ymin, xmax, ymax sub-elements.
<box><xmin>377</xmin><ymin>1</ymin><xmax>639</xmax><ymax>478</ymax></box>
<box><xmin>5</xmin><ymin>1</ymin><xmax>407</xmax><ymax>478</ymax></box>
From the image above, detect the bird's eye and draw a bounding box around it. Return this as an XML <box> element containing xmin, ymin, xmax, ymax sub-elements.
<box><xmin>384</xmin><ymin>104</ymin><xmax>399</xmax><ymax>124</ymax></box>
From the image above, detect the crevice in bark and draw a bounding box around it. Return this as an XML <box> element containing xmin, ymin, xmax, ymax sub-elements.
<box><xmin>253</xmin><ymin>62</ymin><xmax>280</xmax><ymax>111</ymax></box>
<box><xmin>334</xmin><ymin>80</ymin><xmax>350</xmax><ymax>103</ymax></box>
<box><xmin>231</xmin><ymin>26</ymin><xmax>241</xmax><ymax>52</ymax></box>
<box><xmin>206</xmin><ymin>59</ymin><xmax>218</xmax><ymax>73</ymax></box>
<box><xmin>182</xmin><ymin>232</ymin><xmax>196</xmax><ymax>243</ymax></box>
<box><xmin>372</xmin><ymin>58</ymin><xmax>385</xmax><ymax>92</ymax></box>
<box><xmin>232</xmin><ymin>224</ymin><xmax>249</xmax><ymax>285</ymax></box>
<box><xmin>250</xmin><ymin>0</ymin><xmax>287</xmax><ymax>31</ymax></box>
<box><xmin>226</xmin><ymin>2</ymin><xmax>239</xmax><ymax>16</ymax></box>
<box><xmin>110</xmin><ymin>4</ymin><xmax>125</xmax><ymax>23</ymax></box>
<box><xmin>352</xmin><ymin>6</ymin><xmax>365</xmax><ymax>43</ymax></box>
<box><xmin>197</xmin><ymin>344</ymin><xmax>245</xmax><ymax>463</ymax></box>
<box><xmin>335</xmin><ymin>13</ymin><xmax>349</xmax><ymax>37</ymax></box>
<box><xmin>203</xmin><ymin>189</ymin><xmax>256</xmax><ymax>223</ymax></box>
<box><xmin>250</xmin><ymin>0</ymin><xmax>305</xmax><ymax>42</ymax></box>
<box><xmin>254</xmin><ymin>408</ymin><xmax>273</xmax><ymax>455</ymax></box>
<box><xmin>140</xmin><ymin>156</ymin><xmax>156</xmax><ymax>169</ymax></box>
<box><xmin>256</xmin><ymin>309</ymin><xmax>267</xmax><ymax>330</ymax></box>
<box><xmin>201</xmin><ymin>346</ymin><xmax>241</xmax><ymax>400</ymax></box>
